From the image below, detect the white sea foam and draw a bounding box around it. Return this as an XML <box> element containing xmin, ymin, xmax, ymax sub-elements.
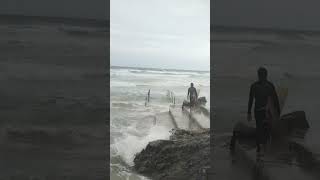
<box><xmin>110</xmin><ymin>81</ymin><xmax>136</xmax><ymax>87</ymax></box>
<box><xmin>111</xmin><ymin>125</ymin><xmax>171</xmax><ymax>166</ymax></box>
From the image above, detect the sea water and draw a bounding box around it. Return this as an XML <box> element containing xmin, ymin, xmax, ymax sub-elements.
<box><xmin>110</xmin><ymin>66</ymin><xmax>210</xmax><ymax>180</ymax></box>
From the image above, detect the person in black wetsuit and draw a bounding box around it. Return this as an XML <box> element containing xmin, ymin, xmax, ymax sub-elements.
<box><xmin>188</xmin><ymin>83</ymin><xmax>198</xmax><ymax>107</ymax></box>
<box><xmin>247</xmin><ymin>67</ymin><xmax>280</xmax><ymax>153</ymax></box>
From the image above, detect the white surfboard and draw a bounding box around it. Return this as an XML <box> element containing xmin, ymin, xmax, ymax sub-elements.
<box><xmin>276</xmin><ymin>86</ymin><xmax>289</xmax><ymax>114</ymax></box>
<box><xmin>266</xmin><ymin>85</ymin><xmax>289</xmax><ymax>137</ymax></box>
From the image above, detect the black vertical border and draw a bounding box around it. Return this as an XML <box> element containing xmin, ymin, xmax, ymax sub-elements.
<box><xmin>106</xmin><ymin>0</ymin><xmax>110</xmax><ymax>179</ymax></box>
<box><xmin>210</xmin><ymin>0</ymin><xmax>214</xmax><ymax>169</ymax></box>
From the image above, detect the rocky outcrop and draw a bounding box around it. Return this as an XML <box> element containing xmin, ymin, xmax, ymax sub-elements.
<box><xmin>182</xmin><ymin>96</ymin><xmax>207</xmax><ymax>108</ymax></box>
<box><xmin>134</xmin><ymin>129</ymin><xmax>210</xmax><ymax>180</ymax></box>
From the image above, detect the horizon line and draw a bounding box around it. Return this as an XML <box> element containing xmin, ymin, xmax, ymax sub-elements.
<box><xmin>110</xmin><ymin>65</ymin><xmax>210</xmax><ymax>72</ymax></box>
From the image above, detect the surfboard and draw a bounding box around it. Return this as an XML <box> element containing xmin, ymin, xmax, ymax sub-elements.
<box><xmin>265</xmin><ymin>86</ymin><xmax>289</xmax><ymax>138</ymax></box>
<box><xmin>277</xmin><ymin>86</ymin><xmax>289</xmax><ymax>113</ymax></box>
<box><xmin>266</xmin><ymin>86</ymin><xmax>288</xmax><ymax>119</ymax></box>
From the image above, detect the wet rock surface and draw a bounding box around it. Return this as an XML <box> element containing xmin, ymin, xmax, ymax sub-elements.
<box><xmin>134</xmin><ymin>129</ymin><xmax>210</xmax><ymax>180</ymax></box>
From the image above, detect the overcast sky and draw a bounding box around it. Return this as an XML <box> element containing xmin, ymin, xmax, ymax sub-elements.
<box><xmin>110</xmin><ymin>0</ymin><xmax>210</xmax><ymax>71</ymax></box>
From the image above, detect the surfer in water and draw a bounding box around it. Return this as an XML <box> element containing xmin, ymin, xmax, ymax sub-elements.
<box><xmin>188</xmin><ymin>83</ymin><xmax>198</xmax><ymax>107</ymax></box>
<box><xmin>247</xmin><ymin>67</ymin><xmax>280</xmax><ymax>154</ymax></box>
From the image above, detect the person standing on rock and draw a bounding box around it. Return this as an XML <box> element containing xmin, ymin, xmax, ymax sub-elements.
<box><xmin>247</xmin><ymin>67</ymin><xmax>280</xmax><ymax>154</ymax></box>
<box><xmin>188</xmin><ymin>83</ymin><xmax>198</xmax><ymax>107</ymax></box>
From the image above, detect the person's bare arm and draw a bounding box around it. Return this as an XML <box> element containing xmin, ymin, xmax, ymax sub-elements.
<box><xmin>248</xmin><ymin>84</ymin><xmax>254</xmax><ymax>114</ymax></box>
<box><xmin>247</xmin><ymin>84</ymin><xmax>254</xmax><ymax>121</ymax></box>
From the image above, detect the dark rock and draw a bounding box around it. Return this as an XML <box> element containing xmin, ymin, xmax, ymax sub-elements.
<box><xmin>182</xmin><ymin>96</ymin><xmax>207</xmax><ymax>108</ymax></box>
<box><xmin>230</xmin><ymin>111</ymin><xmax>310</xmax><ymax>151</ymax></box>
<box><xmin>134</xmin><ymin>129</ymin><xmax>210</xmax><ymax>180</ymax></box>
<box><xmin>197</xmin><ymin>96</ymin><xmax>207</xmax><ymax>105</ymax></box>
<box><xmin>272</xmin><ymin>111</ymin><xmax>309</xmax><ymax>138</ymax></box>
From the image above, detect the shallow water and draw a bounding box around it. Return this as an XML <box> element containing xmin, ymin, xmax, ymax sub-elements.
<box><xmin>110</xmin><ymin>67</ymin><xmax>210</xmax><ymax>179</ymax></box>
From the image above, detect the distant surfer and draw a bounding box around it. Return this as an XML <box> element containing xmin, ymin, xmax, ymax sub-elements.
<box><xmin>188</xmin><ymin>83</ymin><xmax>198</xmax><ymax>107</ymax></box>
<box><xmin>247</xmin><ymin>67</ymin><xmax>280</xmax><ymax>154</ymax></box>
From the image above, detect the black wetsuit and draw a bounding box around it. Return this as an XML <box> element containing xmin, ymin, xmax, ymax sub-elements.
<box><xmin>248</xmin><ymin>80</ymin><xmax>280</xmax><ymax>148</ymax></box>
<box><xmin>188</xmin><ymin>87</ymin><xmax>198</xmax><ymax>106</ymax></box>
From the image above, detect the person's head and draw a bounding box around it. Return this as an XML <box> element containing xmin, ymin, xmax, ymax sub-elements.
<box><xmin>190</xmin><ymin>83</ymin><xmax>194</xmax><ymax>87</ymax></box>
<box><xmin>257</xmin><ymin>67</ymin><xmax>268</xmax><ymax>81</ymax></box>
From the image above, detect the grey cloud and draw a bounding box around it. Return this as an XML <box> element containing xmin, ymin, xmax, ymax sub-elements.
<box><xmin>111</xmin><ymin>0</ymin><xmax>210</xmax><ymax>71</ymax></box>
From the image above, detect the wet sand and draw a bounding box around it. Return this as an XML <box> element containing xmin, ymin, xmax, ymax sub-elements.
<box><xmin>212</xmin><ymin>28</ymin><xmax>320</xmax><ymax>179</ymax></box>
<box><xmin>0</xmin><ymin>16</ymin><xmax>108</xmax><ymax>179</ymax></box>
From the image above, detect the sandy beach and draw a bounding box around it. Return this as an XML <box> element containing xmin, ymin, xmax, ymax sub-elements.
<box><xmin>0</xmin><ymin>16</ymin><xmax>108</xmax><ymax>179</ymax></box>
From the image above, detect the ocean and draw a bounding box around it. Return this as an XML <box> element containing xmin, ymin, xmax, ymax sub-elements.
<box><xmin>110</xmin><ymin>66</ymin><xmax>210</xmax><ymax>180</ymax></box>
